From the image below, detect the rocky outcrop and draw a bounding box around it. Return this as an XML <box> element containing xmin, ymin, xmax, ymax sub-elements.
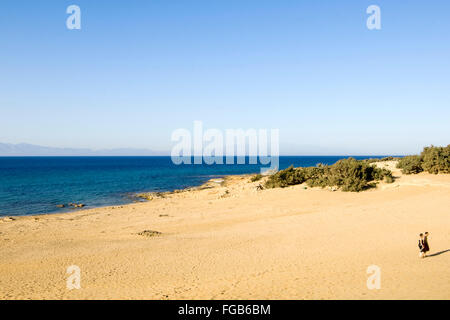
<box><xmin>137</xmin><ymin>230</ymin><xmax>162</xmax><ymax>237</ymax></box>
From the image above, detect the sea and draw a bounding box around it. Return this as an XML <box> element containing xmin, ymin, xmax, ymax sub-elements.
<box><xmin>0</xmin><ymin>156</ymin><xmax>390</xmax><ymax>216</ymax></box>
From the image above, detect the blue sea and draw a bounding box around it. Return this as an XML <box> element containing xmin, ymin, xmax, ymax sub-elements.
<box><xmin>0</xmin><ymin>156</ymin><xmax>389</xmax><ymax>217</ymax></box>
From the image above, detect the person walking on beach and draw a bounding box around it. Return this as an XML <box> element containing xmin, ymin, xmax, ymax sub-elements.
<box><xmin>423</xmin><ymin>232</ymin><xmax>430</xmax><ymax>257</ymax></box>
<box><xmin>418</xmin><ymin>233</ymin><xmax>425</xmax><ymax>258</ymax></box>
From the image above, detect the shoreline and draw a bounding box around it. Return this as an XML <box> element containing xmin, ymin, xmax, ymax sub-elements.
<box><xmin>0</xmin><ymin>155</ymin><xmax>398</xmax><ymax>218</ymax></box>
<box><xmin>0</xmin><ymin>174</ymin><xmax>247</xmax><ymax>220</ymax></box>
<box><xmin>0</xmin><ymin>156</ymin><xmax>393</xmax><ymax>220</ymax></box>
<box><xmin>0</xmin><ymin>159</ymin><xmax>438</xmax><ymax>222</ymax></box>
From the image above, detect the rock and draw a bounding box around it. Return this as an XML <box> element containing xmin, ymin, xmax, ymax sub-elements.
<box><xmin>219</xmin><ymin>190</ymin><xmax>230</xmax><ymax>198</ymax></box>
<box><xmin>137</xmin><ymin>230</ymin><xmax>162</xmax><ymax>237</ymax></box>
<box><xmin>68</xmin><ymin>203</ymin><xmax>85</xmax><ymax>208</ymax></box>
<box><xmin>136</xmin><ymin>193</ymin><xmax>155</xmax><ymax>201</ymax></box>
<box><xmin>136</xmin><ymin>191</ymin><xmax>169</xmax><ymax>201</ymax></box>
<box><xmin>56</xmin><ymin>204</ymin><xmax>65</xmax><ymax>208</ymax></box>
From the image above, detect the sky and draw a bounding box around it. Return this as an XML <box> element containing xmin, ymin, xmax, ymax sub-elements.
<box><xmin>0</xmin><ymin>0</ymin><xmax>449</xmax><ymax>155</ymax></box>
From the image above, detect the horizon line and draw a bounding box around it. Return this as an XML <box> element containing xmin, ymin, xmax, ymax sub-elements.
<box><xmin>0</xmin><ymin>154</ymin><xmax>405</xmax><ymax>157</ymax></box>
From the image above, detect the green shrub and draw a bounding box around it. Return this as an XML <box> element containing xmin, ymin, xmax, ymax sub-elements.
<box><xmin>265</xmin><ymin>158</ymin><xmax>392</xmax><ymax>192</ymax></box>
<box><xmin>364</xmin><ymin>156</ymin><xmax>399</xmax><ymax>164</ymax></box>
<box><xmin>373</xmin><ymin>167</ymin><xmax>393</xmax><ymax>181</ymax></box>
<box><xmin>326</xmin><ymin>158</ymin><xmax>389</xmax><ymax>192</ymax></box>
<box><xmin>250</xmin><ymin>174</ymin><xmax>263</xmax><ymax>182</ymax></box>
<box><xmin>396</xmin><ymin>155</ymin><xmax>423</xmax><ymax>174</ymax></box>
<box><xmin>303</xmin><ymin>165</ymin><xmax>330</xmax><ymax>188</ymax></box>
<box><xmin>396</xmin><ymin>145</ymin><xmax>449</xmax><ymax>175</ymax></box>
<box><xmin>264</xmin><ymin>166</ymin><xmax>306</xmax><ymax>188</ymax></box>
<box><xmin>265</xmin><ymin>145</ymin><xmax>449</xmax><ymax>191</ymax></box>
<box><xmin>421</xmin><ymin>145</ymin><xmax>450</xmax><ymax>174</ymax></box>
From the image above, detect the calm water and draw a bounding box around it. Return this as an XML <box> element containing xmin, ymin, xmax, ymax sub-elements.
<box><xmin>0</xmin><ymin>156</ymin><xmax>388</xmax><ymax>216</ymax></box>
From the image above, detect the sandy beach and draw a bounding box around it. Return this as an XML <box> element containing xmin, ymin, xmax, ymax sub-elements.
<box><xmin>0</xmin><ymin>161</ymin><xmax>449</xmax><ymax>300</ymax></box>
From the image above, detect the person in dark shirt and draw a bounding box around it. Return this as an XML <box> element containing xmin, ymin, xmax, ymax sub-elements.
<box><xmin>423</xmin><ymin>232</ymin><xmax>430</xmax><ymax>257</ymax></box>
<box><xmin>418</xmin><ymin>233</ymin><xmax>425</xmax><ymax>258</ymax></box>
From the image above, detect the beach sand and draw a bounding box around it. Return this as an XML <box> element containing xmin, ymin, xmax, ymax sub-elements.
<box><xmin>0</xmin><ymin>161</ymin><xmax>449</xmax><ymax>300</ymax></box>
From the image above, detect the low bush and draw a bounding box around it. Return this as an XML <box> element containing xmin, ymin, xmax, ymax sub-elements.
<box><xmin>264</xmin><ymin>166</ymin><xmax>306</xmax><ymax>188</ymax></box>
<box><xmin>326</xmin><ymin>158</ymin><xmax>390</xmax><ymax>192</ymax></box>
<box><xmin>396</xmin><ymin>155</ymin><xmax>423</xmax><ymax>174</ymax></box>
<box><xmin>250</xmin><ymin>174</ymin><xmax>263</xmax><ymax>182</ymax></box>
<box><xmin>264</xmin><ymin>145</ymin><xmax>450</xmax><ymax>190</ymax></box>
<box><xmin>265</xmin><ymin>158</ymin><xmax>392</xmax><ymax>192</ymax></box>
<box><xmin>365</xmin><ymin>156</ymin><xmax>398</xmax><ymax>164</ymax></box>
<box><xmin>396</xmin><ymin>145</ymin><xmax>449</xmax><ymax>174</ymax></box>
<box><xmin>421</xmin><ymin>145</ymin><xmax>450</xmax><ymax>174</ymax></box>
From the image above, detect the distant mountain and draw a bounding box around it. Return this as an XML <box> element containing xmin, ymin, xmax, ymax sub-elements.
<box><xmin>0</xmin><ymin>143</ymin><xmax>167</xmax><ymax>156</ymax></box>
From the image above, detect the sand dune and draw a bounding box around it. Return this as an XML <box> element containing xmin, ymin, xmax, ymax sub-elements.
<box><xmin>0</xmin><ymin>161</ymin><xmax>449</xmax><ymax>300</ymax></box>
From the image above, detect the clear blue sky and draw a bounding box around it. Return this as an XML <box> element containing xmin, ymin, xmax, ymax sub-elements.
<box><xmin>1</xmin><ymin>0</ymin><xmax>449</xmax><ymax>155</ymax></box>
